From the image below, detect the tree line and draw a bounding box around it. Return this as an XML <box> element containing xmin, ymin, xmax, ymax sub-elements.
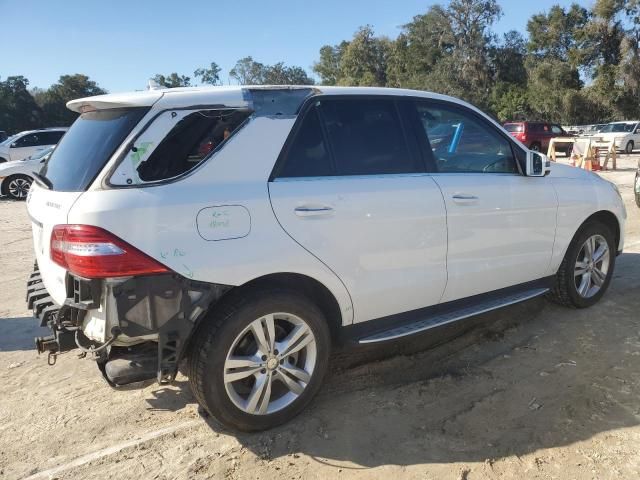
<box><xmin>313</xmin><ymin>0</ymin><xmax>640</xmax><ymax>124</ymax></box>
<box><xmin>2</xmin><ymin>0</ymin><xmax>640</xmax><ymax>134</ymax></box>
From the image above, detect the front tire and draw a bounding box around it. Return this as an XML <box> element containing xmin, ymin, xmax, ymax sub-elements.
<box><xmin>2</xmin><ymin>174</ymin><xmax>32</xmax><ymax>200</ymax></box>
<box><xmin>548</xmin><ymin>221</ymin><xmax>615</xmax><ymax>308</ymax></box>
<box><xmin>188</xmin><ymin>289</ymin><xmax>331</xmax><ymax>431</ymax></box>
<box><xmin>625</xmin><ymin>141</ymin><xmax>634</xmax><ymax>155</ymax></box>
<box><xmin>530</xmin><ymin>142</ymin><xmax>541</xmax><ymax>152</ymax></box>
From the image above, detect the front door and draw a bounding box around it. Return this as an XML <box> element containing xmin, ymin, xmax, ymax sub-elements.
<box><xmin>269</xmin><ymin>97</ymin><xmax>448</xmax><ymax>323</ymax></box>
<box><xmin>10</xmin><ymin>132</ymin><xmax>40</xmax><ymax>161</ymax></box>
<box><xmin>412</xmin><ymin>99</ymin><xmax>558</xmax><ymax>302</ymax></box>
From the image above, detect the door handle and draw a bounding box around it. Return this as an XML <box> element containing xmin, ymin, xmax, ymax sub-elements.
<box><xmin>294</xmin><ymin>206</ymin><xmax>334</xmax><ymax>217</ymax></box>
<box><xmin>452</xmin><ymin>194</ymin><xmax>479</xmax><ymax>203</ymax></box>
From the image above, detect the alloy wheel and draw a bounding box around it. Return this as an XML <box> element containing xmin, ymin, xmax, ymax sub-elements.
<box><xmin>574</xmin><ymin>234</ymin><xmax>610</xmax><ymax>298</ymax></box>
<box><xmin>8</xmin><ymin>177</ymin><xmax>31</xmax><ymax>199</ymax></box>
<box><xmin>223</xmin><ymin>312</ymin><xmax>317</xmax><ymax>415</ymax></box>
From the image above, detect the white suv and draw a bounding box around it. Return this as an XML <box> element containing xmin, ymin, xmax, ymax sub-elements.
<box><xmin>0</xmin><ymin>128</ymin><xmax>67</xmax><ymax>163</ymax></box>
<box><xmin>26</xmin><ymin>86</ymin><xmax>626</xmax><ymax>431</ymax></box>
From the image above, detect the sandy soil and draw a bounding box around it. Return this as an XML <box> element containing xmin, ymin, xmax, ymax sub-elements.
<box><xmin>1</xmin><ymin>156</ymin><xmax>639</xmax><ymax>480</ymax></box>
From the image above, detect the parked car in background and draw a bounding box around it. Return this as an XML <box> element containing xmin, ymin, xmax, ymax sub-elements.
<box><xmin>503</xmin><ymin>121</ymin><xmax>574</xmax><ymax>154</ymax></box>
<box><xmin>0</xmin><ymin>127</ymin><xmax>67</xmax><ymax>163</ymax></box>
<box><xmin>597</xmin><ymin>121</ymin><xmax>640</xmax><ymax>154</ymax></box>
<box><xmin>0</xmin><ymin>131</ymin><xmax>8</xmax><ymax>143</ymax></box>
<box><xmin>583</xmin><ymin>124</ymin><xmax>607</xmax><ymax>135</ymax></box>
<box><xmin>635</xmin><ymin>160</ymin><xmax>640</xmax><ymax>208</ymax></box>
<box><xmin>0</xmin><ymin>146</ymin><xmax>53</xmax><ymax>199</ymax></box>
<box><xmin>25</xmin><ymin>86</ymin><xmax>625</xmax><ymax>431</ymax></box>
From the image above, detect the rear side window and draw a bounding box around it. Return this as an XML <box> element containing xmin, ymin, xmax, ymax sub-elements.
<box><xmin>38</xmin><ymin>131</ymin><xmax>65</xmax><ymax>145</ymax></box>
<box><xmin>110</xmin><ymin>109</ymin><xmax>250</xmax><ymax>185</ymax></box>
<box><xmin>138</xmin><ymin>110</ymin><xmax>249</xmax><ymax>182</ymax></box>
<box><xmin>276</xmin><ymin>98</ymin><xmax>420</xmax><ymax>178</ymax></box>
<box><xmin>41</xmin><ymin>108</ymin><xmax>149</xmax><ymax>192</ymax></box>
<box><xmin>416</xmin><ymin>101</ymin><xmax>518</xmax><ymax>174</ymax></box>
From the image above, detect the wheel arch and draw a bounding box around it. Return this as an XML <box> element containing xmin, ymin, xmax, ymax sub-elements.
<box><xmin>230</xmin><ymin>272</ymin><xmax>344</xmax><ymax>341</ymax></box>
<box><xmin>183</xmin><ymin>272</ymin><xmax>345</xmax><ymax>363</ymax></box>
<box><xmin>583</xmin><ymin>210</ymin><xmax>621</xmax><ymax>251</ymax></box>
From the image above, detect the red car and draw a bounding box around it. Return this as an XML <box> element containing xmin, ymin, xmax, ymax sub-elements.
<box><xmin>503</xmin><ymin>121</ymin><xmax>573</xmax><ymax>154</ymax></box>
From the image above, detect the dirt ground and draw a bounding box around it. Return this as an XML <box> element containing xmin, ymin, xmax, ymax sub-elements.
<box><xmin>1</xmin><ymin>156</ymin><xmax>639</xmax><ymax>480</ymax></box>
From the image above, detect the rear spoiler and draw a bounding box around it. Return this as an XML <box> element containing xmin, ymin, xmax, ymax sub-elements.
<box><xmin>67</xmin><ymin>91</ymin><xmax>164</xmax><ymax>113</ymax></box>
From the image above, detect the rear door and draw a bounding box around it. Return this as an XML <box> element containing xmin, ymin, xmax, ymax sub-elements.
<box><xmin>39</xmin><ymin>131</ymin><xmax>66</xmax><ymax>149</ymax></box>
<box><xmin>27</xmin><ymin>108</ymin><xmax>149</xmax><ymax>305</ymax></box>
<box><xmin>412</xmin><ymin>99</ymin><xmax>557</xmax><ymax>302</ymax></box>
<box><xmin>269</xmin><ymin>97</ymin><xmax>448</xmax><ymax>323</ymax></box>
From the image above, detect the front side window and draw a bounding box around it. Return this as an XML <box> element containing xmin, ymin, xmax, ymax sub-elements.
<box><xmin>415</xmin><ymin>102</ymin><xmax>518</xmax><ymax>174</ymax></box>
<box><xmin>14</xmin><ymin>133</ymin><xmax>39</xmax><ymax>147</ymax></box>
<box><xmin>111</xmin><ymin>109</ymin><xmax>250</xmax><ymax>185</ymax></box>
<box><xmin>551</xmin><ymin>125</ymin><xmax>564</xmax><ymax>135</ymax></box>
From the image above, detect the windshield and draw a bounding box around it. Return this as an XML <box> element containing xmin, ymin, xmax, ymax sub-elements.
<box><xmin>600</xmin><ymin>123</ymin><xmax>635</xmax><ymax>133</ymax></box>
<box><xmin>40</xmin><ymin>108</ymin><xmax>149</xmax><ymax>191</ymax></box>
<box><xmin>0</xmin><ymin>135</ymin><xmax>17</xmax><ymax>146</ymax></box>
<box><xmin>503</xmin><ymin>123</ymin><xmax>523</xmax><ymax>133</ymax></box>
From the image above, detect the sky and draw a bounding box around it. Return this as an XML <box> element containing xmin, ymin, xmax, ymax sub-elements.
<box><xmin>3</xmin><ymin>0</ymin><xmax>587</xmax><ymax>93</ymax></box>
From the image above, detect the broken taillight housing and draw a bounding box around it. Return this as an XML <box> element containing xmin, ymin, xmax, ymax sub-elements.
<box><xmin>50</xmin><ymin>225</ymin><xmax>169</xmax><ymax>278</ymax></box>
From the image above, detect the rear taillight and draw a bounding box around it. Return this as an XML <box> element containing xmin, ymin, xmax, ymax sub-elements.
<box><xmin>521</xmin><ymin>134</ymin><xmax>527</xmax><ymax>141</ymax></box>
<box><xmin>50</xmin><ymin>225</ymin><xmax>169</xmax><ymax>278</ymax></box>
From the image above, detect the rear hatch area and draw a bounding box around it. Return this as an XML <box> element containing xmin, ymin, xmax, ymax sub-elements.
<box><xmin>27</xmin><ymin>107</ymin><xmax>151</xmax><ymax>305</ymax></box>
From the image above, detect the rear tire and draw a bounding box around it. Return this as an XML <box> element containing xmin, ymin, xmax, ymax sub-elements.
<box><xmin>548</xmin><ymin>221</ymin><xmax>615</xmax><ymax>308</ymax></box>
<box><xmin>2</xmin><ymin>174</ymin><xmax>32</xmax><ymax>200</ymax></box>
<box><xmin>635</xmin><ymin>171</ymin><xmax>640</xmax><ymax>208</ymax></box>
<box><xmin>188</xmin><ymin>289</ymin><xmax>331</xmax><ymax>431</ymax></box>
<box><xmin>530</xmin><ymin>142</ymin><xmax>541</xmax><ymax>152</ymax></box>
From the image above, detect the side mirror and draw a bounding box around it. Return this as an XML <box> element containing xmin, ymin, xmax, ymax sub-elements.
<box><xmin>10</xmin><ymin>142</ymin><xmax>18</xmax><ymax>148</ymax></box>
<box><xmin>526</xmin><ymin>150</ymin><xmax>550</xmax><ymax>177</ymax></box>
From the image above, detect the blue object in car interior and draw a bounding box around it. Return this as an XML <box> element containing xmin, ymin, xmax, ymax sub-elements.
<box><xmin>449</xmin><ymin>123</ymin><xmax>464</xmax><ymax>153</ymax></box>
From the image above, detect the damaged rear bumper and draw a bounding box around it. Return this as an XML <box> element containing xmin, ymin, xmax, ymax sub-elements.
<box><xmin>26</xmin><ymin>263</ymin><xmax>231</xmax><ymax>385</ymax></box>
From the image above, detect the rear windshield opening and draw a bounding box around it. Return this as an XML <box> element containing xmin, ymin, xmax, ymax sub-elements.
<box><xmin>136</xmin><ymin>109</ymin><xmax>250</xmax><ymax>183</ymax></box>
<box><xmin>504</xmin><ymin>123</ymin><xmax>523</xmax><ymax>133</ymax></box>
<box><xmin>40</xmin><ymin>108</ymin><xmax>149</xmax><ymax>192</ymax></box>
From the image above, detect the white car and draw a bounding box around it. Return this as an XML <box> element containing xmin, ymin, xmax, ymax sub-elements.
<box><xmin>0</xmin><ymin>146</ymin><xmax>53</xmax><ymax>199</ymax></box>
<box><xmin>25</xmin><ymin>86</ymin><xmax>626</xmax><ymax>431</ymax></box>
<box><xmin>0</xmin><ymin>128</ymin><xmax>67</xmax><ymax>163</ymax></box>
<box><xmin>597</xmin><ymin>121</ymin><xmax>640</xmax><ymax>154</ymax></box>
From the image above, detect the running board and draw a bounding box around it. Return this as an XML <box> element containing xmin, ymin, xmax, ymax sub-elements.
<box><xmin>358</xmin><ymin>288</ymin><xmax>549</xmax><ymax>344</ymax></box>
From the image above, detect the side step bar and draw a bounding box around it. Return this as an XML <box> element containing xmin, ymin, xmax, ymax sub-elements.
<box><xmin>359</xmin><ymin>288</ymin><xmax>549</xmax><ymax>344</ymax></box>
